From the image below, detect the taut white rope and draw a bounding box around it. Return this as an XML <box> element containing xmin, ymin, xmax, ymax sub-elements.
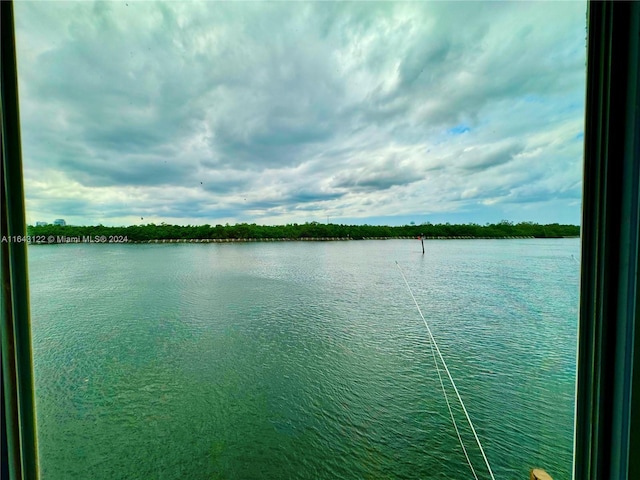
<box><xmin>427</xmin><ymin>324</ymin><xmax>479</xmax><ymax>480</ymax></box>
<box><xmin>396</xmin><ymin>261</ymin><xmax>496</xmax><ymax>480</ymax></box>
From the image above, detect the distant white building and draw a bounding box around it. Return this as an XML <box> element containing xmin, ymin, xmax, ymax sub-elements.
<box><xmin>53</xmin><ymin>219</ymin><xmax>66</xmax><ymax>226</ymax></box>
<box><xmin>35</xmin><ymin>221</ymin><xmax>48</xmax><ymax>226</ymax></box>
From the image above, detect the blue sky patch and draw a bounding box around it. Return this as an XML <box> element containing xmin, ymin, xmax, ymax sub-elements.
<box><xmin>448</xmin><ymin>124</ymin><xmax>471</xmax><ymax>135</ymax></box>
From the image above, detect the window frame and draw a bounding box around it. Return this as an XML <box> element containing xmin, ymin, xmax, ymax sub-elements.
<box><xmin>575</xmin><ymin>2</ymin><xmax>640</xmax><ymax>479</ymax></box>
<box><xmin>1</xmin><ymin>1</ymin><xmax>38</xmax><ymax>479</ymax></box>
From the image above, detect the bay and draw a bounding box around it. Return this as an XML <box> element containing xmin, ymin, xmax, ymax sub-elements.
<box><xmin>28</xmin><ymin>239</ymin><xmax>579</xmax><ymax>479</ymax></box>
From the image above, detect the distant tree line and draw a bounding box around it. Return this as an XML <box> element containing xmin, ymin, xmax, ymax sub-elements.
<box><xmin>27</xmin><ymin>221</ymin><xmax>580</xmax><ymax>242</ymax></box>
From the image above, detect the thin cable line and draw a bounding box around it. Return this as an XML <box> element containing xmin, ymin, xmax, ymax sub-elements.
<box><xmin>396</xmin><ymin>261</ymin><xmax>496</xmax><ymax>480</ymax></box>
<box><xmin>427</xmin><ymin>326</ymin><xmax>480</xmax><ymax>480</ymax></box>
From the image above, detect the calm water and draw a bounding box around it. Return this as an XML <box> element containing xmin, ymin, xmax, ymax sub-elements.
<box><xmin>28</xmin><ymin>239</ymin><xmax>579</xmax><ymax>480</ymax></box>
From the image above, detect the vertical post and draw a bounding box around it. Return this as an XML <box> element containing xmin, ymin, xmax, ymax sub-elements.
<box><xmin>421</xmin><ymin>233</ymin><xmax>425</xmax><ymax>254</ymax></box>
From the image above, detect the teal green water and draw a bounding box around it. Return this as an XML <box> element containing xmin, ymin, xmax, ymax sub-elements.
<box><xmin>28</xmin><ymin>239</ymin><xmax>579</xmax><ymax>479</ymax></box>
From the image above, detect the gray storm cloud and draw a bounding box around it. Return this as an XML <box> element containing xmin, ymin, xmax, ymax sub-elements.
<box><xmin>15</xmin><ymin>0</ymin><xmax>586</xmax><ymax>226</ymax></box>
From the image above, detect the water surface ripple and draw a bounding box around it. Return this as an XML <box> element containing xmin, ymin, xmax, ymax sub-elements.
<box><xmin>28</xmin><ymin>239</ymin><xmax>579</xmax><ymax>479</ymax></box>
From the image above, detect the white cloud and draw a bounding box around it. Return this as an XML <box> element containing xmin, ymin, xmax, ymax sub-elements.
<box><xmin>15</xmin><ymin>0</ymin><xmax>587</xmax><ymax>226</ymax></box>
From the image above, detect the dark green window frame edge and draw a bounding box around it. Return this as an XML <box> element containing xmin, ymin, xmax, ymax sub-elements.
<box><xmin>1</xmin><ymin>1</ymin><xmax>639</xmax><ymax>479</ymax></box>
<box><xmin>0</xmin><ymin>2</ymin><xmax>38</xmax><ymax>479</ymax></box>
<box><xmin>575</xmin><ymin>1</ymin><xmax>639</xmax><ymax>480</ymax></box>
<box><xmin>1</xmin><ymin>1</ymin><xmax>38</xmax><ymax>479</ymax></box>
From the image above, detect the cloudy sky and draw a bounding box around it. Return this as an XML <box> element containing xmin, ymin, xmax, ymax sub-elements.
<box><xmin>14</xmin><ymin>0</ymin><xmax>586</xmax><ymax>227</ymax></box>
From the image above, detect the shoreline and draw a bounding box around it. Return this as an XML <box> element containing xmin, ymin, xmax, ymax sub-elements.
<box><xmin>28</xmin><ymin>235</ymin><xmax>580</xmax><ymax>245</ymax></box>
